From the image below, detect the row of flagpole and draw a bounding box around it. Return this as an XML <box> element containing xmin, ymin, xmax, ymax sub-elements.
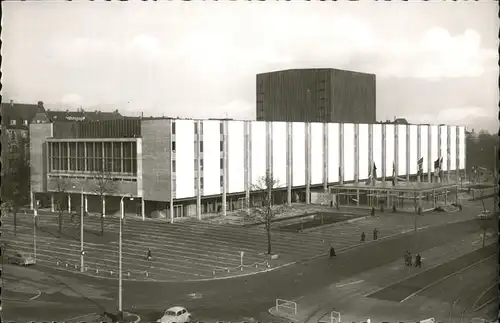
<box><xmin>364</xmin><ymin>156</ymin><xmax>447</xmax><ymax>186</ymax></box>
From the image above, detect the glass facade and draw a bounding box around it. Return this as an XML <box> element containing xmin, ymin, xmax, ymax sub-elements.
<box><xmin>48</xmin><ymin>140</ymin><xmax>137</xmax><ymax>175</ymax></box>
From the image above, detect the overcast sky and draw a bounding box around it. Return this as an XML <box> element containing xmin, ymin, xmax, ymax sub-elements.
<box><xmin>3</xmin><ymin>1</ymin><xmax>498</xmax><ymax>132</ymax></box>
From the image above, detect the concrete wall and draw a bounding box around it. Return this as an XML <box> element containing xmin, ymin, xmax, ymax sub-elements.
<box><xmin>30</xmin><ymin>123</ymin><xmax>53</xmax><ymax>192</ymax></box>
<box><xmin>141</xmin><ymin>119</ymin><xmax>172</xmax><ymax>202</ymax></box>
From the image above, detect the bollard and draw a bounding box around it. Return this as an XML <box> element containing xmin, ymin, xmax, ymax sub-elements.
<box><xmin>65</xmin><ymin>263</ymin><xmax>68</xmax><ymax>267</ymax></box>
<box><xmin>56</xmin><ymin>261</ymin><xmax>60</xmax><ymax>266</ymax></box>
<box><xmin>255</xmin><ymin>264</ymin><xmax>258</xmax><ymax>268</ymax></box>
<box><xmin>241</xmin><ymin>266</ymin><xmax>243</xmax><ymax>271</ymax></box>
<box><xmin>96</xmin><ymin>269</ymin><xmax>99</xmax><ymax>274</ymax></box>
<box><xmin>110</xmin><ymin>271</ymin><xmax>113</xmax><ymax>275</ymax></box>
<box><xmin>213</xmin><ymin>270</ymin><xmax>216</xmax><ymax>276</ymax></box>
<box><xmin>127</xmin><ymin>272</ymin><xmax>130</xmax><ymax>277</ymax></box>
<box><xmin>227</xmin><ymin>268</ymin><xmax>230</xmax><ymax>273</ymax></box>
<box><xmin>84</xmin><ymin>267</ymin><xmax>88</xmax><ymax>272</ymax></box>
<box><xmin>74</xmin><ymin>265</ymin><xmax>77</xmax><ymax>269</ymax></box>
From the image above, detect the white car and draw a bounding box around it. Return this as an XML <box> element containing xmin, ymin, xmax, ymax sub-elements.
<box><xmin>9</xmin><ymin>252</ymin><xmax>36</xmax><ymax>266</ymax></box>
<box><xmin>157</xmin><ymin>306</ymin><xmax>191</xmax><ymax>323</ymax></box>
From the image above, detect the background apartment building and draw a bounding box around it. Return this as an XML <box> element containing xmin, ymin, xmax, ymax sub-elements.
<box><xmin>30</xmin><ymin>118</ymin><xmax>466</xmax><ymax>221</ymax></box>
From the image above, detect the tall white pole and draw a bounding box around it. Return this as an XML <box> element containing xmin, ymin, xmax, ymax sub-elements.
<box><xmin>80</xmin><ymin>188</ymin><xmax>84</xmax><ymax>272</ymax></box>
<box><xmin>119</xmin><ymin>197</ymin><xmax>124</xmax><ymax>319</ymax></box>
<box><xmin>33</xmin><ymin>209</ymin><xmax>37</xmax><ymax>261</ymax></box>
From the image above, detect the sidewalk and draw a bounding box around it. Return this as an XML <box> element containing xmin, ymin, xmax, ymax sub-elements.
<box><xmin>269</xmin><ymin>233</ymin><xmax>496</xmax><ymax>323</ymax></box>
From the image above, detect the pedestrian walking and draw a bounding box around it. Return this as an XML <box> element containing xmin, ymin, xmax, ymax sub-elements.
<box><xmin>407</xmin><ymin>251</ymin><xmax>413</xmax><ymax>267</ymax></box>
<box><xmin>145</xmin><ymin>248</ymin><xmax>153</xmax><ymax>260</ymax></box>
<box><xmin>329</xmin><ymin>245</ymin><xmax>336</xmax><ymax>258</ymax></box>
<box><xmin>360</xmin><ymin>232</ymin><xmax>366</xmax><ymax>243</ymax></box>
<box><xmin>404</xmin><ymin>251</ymin><xmax>411</xmax><ymax>267</ymax></box>
<box><xmin>370</xmin><ymin>207</ymin><xmax>375</xmax><ymax>217</ymax></box>
<box><xmin>415</xmin><ymin>253</ymin><xmax>422</xmax><ymax>268</ymax></box>
<box><xmin>373</xmin><ymin>228</ymin><xmax>378</xmax><ymax>240</ymax></box>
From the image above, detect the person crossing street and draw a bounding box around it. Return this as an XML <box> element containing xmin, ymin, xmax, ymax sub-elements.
<box><xmin>373</xmin><ymin>228</ymin><xmax>378</xmax><ymax>240</ymax></box>
<box><xmin>360</xmin><ymin>232</ymin><xmax>366</xmax><ymax>243</ymax></box>
<box><xmin>329</xmin><ymin>245</ymin><xmax>336</xmax><ymax>258</ymax></box>
<box><xmin>415</xmin><ymin>253</ymin><xmax>422</xmax><ymax>268</ymax></box>
<box><xmin>145</xmin><ymin>248</ymin><xmax>153</xmax><ymax>260</ymax></box>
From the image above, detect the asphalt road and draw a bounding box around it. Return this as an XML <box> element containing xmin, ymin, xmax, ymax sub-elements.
<box><xmin>418</xmin><ymin>253</ymin><xmax>498</xmax><ymax>321</ymax></box>
<box><xmin>3</xmin><ymin>219</ymin><xmax>483</xmax><ymax>322</ymax></box>
<box><xmin>366</xmin><ymin>244</ymin><xmax>496</xmax><ymax>302</ymax></box>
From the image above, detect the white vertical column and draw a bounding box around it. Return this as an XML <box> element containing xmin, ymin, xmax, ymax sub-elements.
<box><xmin>447</xmin><ymin>126</ymin><xmax>451</xmax><ymax>182</ymax></box>
<box><xmin>170</xmin><ymin>120</ymin><xmax>175</xmax><ymax>223</ymax></box>
<box><xmin>84</xmin><ymin>195</ymin><xmax>88</xmax><ymax>213</ymax></box>
<box><xmin>427</xmin><ymin>126</ymin><xmax>432</xmax><ymax>183</ymax></box>
<box><xmin>339</xmin><ymin>123</ymin><xmax>344</xmax><ymax>184</ymax></box>
<box><xmin>102</xmin><ymin>197</ymin><xmax>106</xmax><ymax>217</ymax></box>
<box><xmin>437</xmin><ymin>126</ymin><xmax>442</xmax><ymax>183</ymax></box>
<box><xmin>30</xmin><ymin>191</ymin><xmax>34</xmax><ymax>210</ymax></box>
<box><xmin>68</xmin><ymin>194</ymin><xmax>72</xmax><ymax>212</ymax></box>
<box><xmin>323</xmin><ymin>123</ymin><xmax>328</xmax><ymax>192</ymax></box>
<box><xmin>368</xmin><ymin>124</ymin><xmax>373</xmax><ymax>171</ymax></box>
<box><xmin>305</xmin><ymin>123</ymin><xmax>311</xmax><ymax>204</ymax></box>
<box><xmin>394</xmin><ymin>124</ymin><xmax>399</xmax><ymax>184</ymax></box>
<box><xmin>456</xmin><ymin>127</ymin><xmax>460</xmax><ymax>182</ymax></box>
<box><xmin>382</xmin><ymin>124</ymin><xmax>387</xmax><ymax>182</ymax></box>
<box><xmin>266</xmin><ymin>121</ymin><xmax>273</xmax><ymax>203</ymax></box>
<box><xmin>195</xmin><ymin>121</ymin><xmax>201</xmax><ymax>220</ymax></box>
<box><xmin>51</xmin><ymin>194</ymin><xmax>55</xmax><ymax>212</ymax></box>
<box><xmin>67</xmin><ymin>142</ymin><xmax>70</xmax><ymax>171</ymax></box>
<box><xmin>286</xmin><ymin>122</ymin><xmax>293</xmax><ymax>206</ymax></box>
<box><xmin>406</xmin><ymin>125</ymin><xmax>411</xmax><ymax>182</ymax></box>
<box><xmin>141</xmin><ymin>198</ymin><xmax>145</xmax><ymax>221</ymax></box>
<box><xmin>244</xmin><ymin>121</ymin><xmax>251</xmax><ymax>211</ymax></box>
<box><xmin>354</xmin><ymin>123</ymin><xmax>359</xmax><ymax>184</ymax></box>
<box><xmin>222</xmin><ymin>120</ymin><xmax>228</xmax><ymax>216</ymax></box>
<box><xmin>417</xmin><ymin>125</ymin><xmax>422</xmax><ymax>182</ymax></box>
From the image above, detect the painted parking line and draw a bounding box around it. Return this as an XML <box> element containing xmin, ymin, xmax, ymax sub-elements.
<box><xmin>4</xmin><ymin>214</ymin><xmax>466</xmax><ymax>281</ymax></box>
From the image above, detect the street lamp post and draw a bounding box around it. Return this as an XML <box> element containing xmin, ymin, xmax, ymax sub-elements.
<box><xmin>33</xmin><ymin>209</ymin><xmax>37</xmax><ymax>261</ymax></box>
<box><xmin>73</xmin><ymin>185</ymin><xmax>85</xmax><ymax>272</ymax></box>
<box><xmin>119</xmin><ymin>193</ymin><xmax>134</xmax><ymax>321</ymax></box>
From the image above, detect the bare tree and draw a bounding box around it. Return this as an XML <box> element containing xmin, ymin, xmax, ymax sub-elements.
<box><xmin>2</xmin><ymin>155</ymin><xmax>30</xmax><ymax>236</ymax></box>
<box><xmin>249</xmin><ymin>169</ymin><xmax>288</xmax><ymax>255</ymax></box>
<box><xmin>91</xmin><ymin>171</ymin><xmax>117</xmax><ymax>236</ymax></box>
<box><xmin>51</xmin><ymin>176</ymin><xmax>71</xmax><ymax>235</ymax></box>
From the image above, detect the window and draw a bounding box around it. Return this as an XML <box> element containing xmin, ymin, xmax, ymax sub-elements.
<box><xmin>61</xmin><ymin>142</ymin><xmax>69</xmax><ymax>171</ymax></box>
<box><xmin>113</xmin><ymin>142</ymin><xmax>122</xmax><ymax>173</ymax></box>
<box><xmin>220</xmin><ymin>141</ymin><xmax>224</xmax><ymax>152</ymax></box>
<box><xmin>220</xmin><ymin>158</ymin><xmax>224</xmax><ymax>169</ymax></box>
<box><xmin>200</xmin><ymin>177</ymin><xmax>204</xmax><ymax>189</ymax></box>
<box><xmin>220</xmin><ymin>175</ymin><xmax>224</xmax><ymax>187</ymax></box>
<box><xmin>171</xmin><ymin>121</ymin><xmax>176</xmax><ymax>135</ymax></box>
<box><xmin>69</xmin><ymin>142</ymin><xmax>77</xmax><ymax>171</ymax></box>
<box><xmin>172</xmin><ymin>141</ymin><xmax>176</xmax><ymax>152</ymax></box>
<box><xmin>95</xmin><ymin>142</ymin><xmax>103</xmax><ymax>172</ymax></box>
<box><xmin>172</xmin><ymin>160</ymin><xmax>176</xmax><ymax>172</ymax></box>
<box><xmin>10</xmin><ymin>120</ymin><xmax>16</xmax><ymax>126</ymax></box>
<box><xmin>104</xmin><ymin>142</ymin><xmax>113</xmax><ymax>172</ymax></box>
<box><xmin>199</xmin><ymin>141</ymin><xmax>204</xmax><ymax>153</ymax></box>
<box><xmin>23</xmin><ymin>120</ymin><xmax>28</xmax><ymax>125</ymax></box>
<box><xmin>86</xmin><ymin>142</ymin><xmax>94</xmax><ymax>172</ymax></box>
<box><xmin>21</xmin><ymin>130</ymin><xmax>28</xmax><ymax>139</ymax></box>
<box><xmin>77</xmin><ymin>142</ymin><xmax>85</xmax><ymax>171</ymax></box>
<box><xmin>200</xmin><ymin>159</ymin><xmax>204</xmax><ymax>170</ymax></box>
<box><xmin>220</xmin><ymin>122</ymin><xmax>224</xmax><ymax>134</ymax></box>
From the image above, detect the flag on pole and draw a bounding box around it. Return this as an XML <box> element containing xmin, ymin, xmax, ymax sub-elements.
<box><xmin>373</xmin><ymin>162</ymin><xmax>377</xmax><ymax>179</ymax></box>
<box><xmin>434</xmin><ymin>157</ymin><xmax>441</xmax><ymax>178</ymax></box>
<box><xmin>417</xmin><ymin>157</ymin><xmax>424</xmax><ymax>176</ymax></box>
<box><xmin>338</xmin><ymin>166</ymin><xmax>342</xmax><ymax>182</ymax></box>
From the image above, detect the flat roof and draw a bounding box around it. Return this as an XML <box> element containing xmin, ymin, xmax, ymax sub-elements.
<box><xmin>331</xmin><ymin>181</ymin><xmax>458</xmax><ymax>192</ymax></box>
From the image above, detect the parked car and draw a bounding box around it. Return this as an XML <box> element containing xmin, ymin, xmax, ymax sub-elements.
<box><xmin>9</xmin><ymin>252</ymin><xmax>36</xmax><ymax>266</ymax></box>
<box><xmin>477</xmin><ymin>210</ymin><xmax>492</xmax><ymax>219</ymax></box>
<box><xmin>157</xmin><ymin>306</ymin><xmax>191</xmax><ymax>323</ymax></box>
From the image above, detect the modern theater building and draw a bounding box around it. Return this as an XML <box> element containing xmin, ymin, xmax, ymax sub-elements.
<box><xmin>30</xmin><ymin>118</ymin><xmax>466</xmax><ymax>220</ymax></box>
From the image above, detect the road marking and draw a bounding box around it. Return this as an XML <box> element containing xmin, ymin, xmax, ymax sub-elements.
<box><xmin>124</xmin><ymin>311</ymin><xmax>141</xmax><ymax>323</ymax></box>
<box><xmin>473</xmin><ymin>297</ymin><xmax>496</xmax><ymax>312</ymax></box>
<box><xmin>399</xmin><ymin>254</ymin><xmax>496</xmax><ymax>303</ymax></box>
<box><xmin>336</xmin><ymin>280</ymin><xmax>364</xmax><ymax>288</ymax></box>
<box><xmin>29</xmin><ymin>290</ymin><xmax>42</xmax><ymax>300</ymax></box>
<box><xmin>472</xmin><ymin>283</ymin><xmax>497</xmax><ymax>311</ymax></box>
